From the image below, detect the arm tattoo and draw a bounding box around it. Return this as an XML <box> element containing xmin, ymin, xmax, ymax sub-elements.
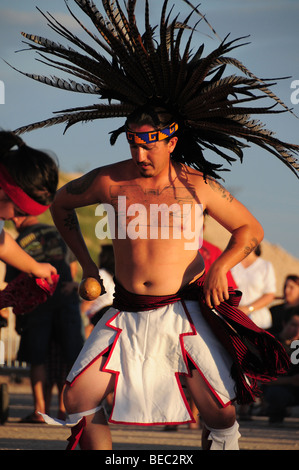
<box><xmin>66</xmin><ymin>169</ymin><xmax>99</xmax><ymax>195</ymax></box>
<box><xmin>226</xmin><ymin>235</ymin><xmax>259</xmax><ymax>257</ymax></box>
<box><xmin>244</xmin><ymin>237</ymin><xmax>259</xmax><ymax>256</ymax></box>
<box><xmin>207</xmin><ymin>178</ymin><xmax>234</xmax><ymax>203</ymax></box>
<box><xmin>63</xmin><ymin>211</ymin><xmax>79</xmax><ymax>231</ymax></box>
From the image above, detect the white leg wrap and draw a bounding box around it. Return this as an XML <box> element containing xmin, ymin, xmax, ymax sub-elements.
<box><xmin>39</xmin><ymin>404</ymin><xmax>105</xmax><ymax>427</ymax></box>
<box><xmin>205</xmin><ymin>421</ymin><xmax>241</xmax><ymax>450</ymax></box>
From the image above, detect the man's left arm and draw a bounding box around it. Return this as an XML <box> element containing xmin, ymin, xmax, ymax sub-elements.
<box><xmin>201</xmin><ymin>178</ymin><xmax>264</xmax><ymax>308</ymax></box>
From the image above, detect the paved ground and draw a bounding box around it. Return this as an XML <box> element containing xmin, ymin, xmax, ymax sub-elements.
<box><xmin>1</xmin><ymin>375</ymin><xmax>299</xmax><ymax>452</ymax></box>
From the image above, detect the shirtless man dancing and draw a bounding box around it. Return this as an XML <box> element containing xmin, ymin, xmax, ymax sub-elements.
<box><xmin>12</xmin><ymin>0</ymin><xmax>297</xmax><ymax>451</ymax></box>
<box><xmin>50</xmin><ymin>107</ymin><xmax>265</xmax><ymax>450</ymax></box>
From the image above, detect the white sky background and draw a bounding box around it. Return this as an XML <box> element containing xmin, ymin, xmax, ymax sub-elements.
<box><xmin>0</xmin><ymin>0</ymin><xmax>298</xmax><ymax>257</ymax></box>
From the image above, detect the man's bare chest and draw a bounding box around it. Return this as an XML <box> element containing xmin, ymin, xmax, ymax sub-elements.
<box><xmin>96</xmin><ymin>183</ymin><xmax>203</xmax><ymax>249</ymax></box>
<box><xmin>108</xmin><ymin>184</ymin><xmax>197</xmax><ymax>209</ymax></box>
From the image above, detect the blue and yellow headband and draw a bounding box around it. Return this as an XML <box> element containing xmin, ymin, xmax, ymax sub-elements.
<box><xmin>126</xmin><ymin>122</ymin><xmax>178</xmax><ymax>145</ymax></box>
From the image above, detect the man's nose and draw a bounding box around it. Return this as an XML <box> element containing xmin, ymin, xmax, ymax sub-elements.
<box><xmin>135</xmin><ymin>147</ymin><xmax>147</xmax><ymax>162</ymax></box>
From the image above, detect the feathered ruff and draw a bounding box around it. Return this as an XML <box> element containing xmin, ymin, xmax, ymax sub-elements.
<box><xmin>9</xmin><ymin>0</ymin><xmax>299</xmax><ymax>178</ymax></box>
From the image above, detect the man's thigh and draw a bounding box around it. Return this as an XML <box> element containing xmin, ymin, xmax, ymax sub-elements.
<box><xmin>185</xmin><ymin>368</ymin><xmax>236</xmax><ymax>428</ymax></box>
<box><xmin>64</xmin><ymin>355</ymin><xmax>115</xmax><ymax>413</ymax></box>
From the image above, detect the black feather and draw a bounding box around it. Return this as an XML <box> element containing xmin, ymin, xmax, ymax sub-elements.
<box><xmin>6</xmin><ymin>0</ymin><xmax>298</xmax><ymax>178</ymax></box>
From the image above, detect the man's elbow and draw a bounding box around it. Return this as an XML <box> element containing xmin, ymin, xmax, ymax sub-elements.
<box><xmin>255</xmin><ymin>221</ymin><xmax>264</xmax><ymax>245</ymax></box>
<box><xmin>50</xmin><ymin>187</ymin><xmax>66</xmax><ymax>215</ymax></box>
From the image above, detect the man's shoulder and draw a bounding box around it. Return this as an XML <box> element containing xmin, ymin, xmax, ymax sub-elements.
<box><xmin>94</xmin><ymin>159</ymin><xmax>134</xmax><ymax>180</ymax></box>
<box><xmin>177</xmin><ymin>164</ymin><xmax>215</xmax><ymax>192</ymax></box>
<box><xmin>178</xmin><ymin>164</ymin><xmax>213</xmax><ymax>183</ymax></box>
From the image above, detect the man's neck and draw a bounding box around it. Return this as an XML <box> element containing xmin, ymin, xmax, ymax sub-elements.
<box><xmin>135</xmin><ymin>161</ymin><xmax>180</xmax><ymax>189</ymax></box>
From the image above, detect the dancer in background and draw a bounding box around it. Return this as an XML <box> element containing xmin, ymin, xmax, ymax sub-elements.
<box><xmin>0</xmin><ymin>131</ymin><xmax>58</xmax><ymax>282</ymax></box>
<box><xmin>0</xmin><ymin>130</ymin><xmax>58</xmax><ymax>425</ymax></box>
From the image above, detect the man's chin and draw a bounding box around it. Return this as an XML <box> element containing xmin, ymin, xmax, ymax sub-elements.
<box><xmin>138</xmin><ymin>167</ymin><xmax>154</xmax><ymax>178</ymax></box>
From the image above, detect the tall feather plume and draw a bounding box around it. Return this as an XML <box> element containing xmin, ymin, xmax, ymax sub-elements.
<box><xmin>6</xmin><ymin>0</ymin><xmax>299</xmax><ymax>178</ymax></box>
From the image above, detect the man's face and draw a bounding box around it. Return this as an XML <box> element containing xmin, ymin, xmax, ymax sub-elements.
<box><xmin>128</xmin><ymin>123</ymin><xmax>178</xmax><ymax>178</ymax></box>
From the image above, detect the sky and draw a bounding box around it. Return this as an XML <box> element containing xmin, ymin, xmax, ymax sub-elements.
<box><xmin>0</xmin><ymin>0</ymin><xmax>299</xmax><ymax>258</ymax></box>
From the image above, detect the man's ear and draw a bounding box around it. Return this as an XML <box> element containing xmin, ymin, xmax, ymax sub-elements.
<box><xmin>168</xmin><ymin>136</ymin><xmax>178</xmax><ymax>154</ymax></box>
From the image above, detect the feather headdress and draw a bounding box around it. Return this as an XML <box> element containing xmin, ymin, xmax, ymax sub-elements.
<box><xmin>8</xmin><ymin>0</ymin><xmax>299</xmax><ymax>178</ymax></box>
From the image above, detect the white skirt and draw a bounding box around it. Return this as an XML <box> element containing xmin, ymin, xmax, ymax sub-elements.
<box><xmin>67</xmin><ymin>300</ymin><xmax>236</xmax><ymax>425</ymax></box>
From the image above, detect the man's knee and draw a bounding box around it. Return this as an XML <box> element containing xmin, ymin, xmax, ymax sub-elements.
<box><xmin>63</xmin><ymin>383</ymin><xmax>88</xmax><ymax>414</ymax></box>
<box><xmin>204</xmin><ymin>403</ymin><xmax>236</xmax><ymax>429</ymax></box>
<box><xmin>63</xmin><ymin>382</ymin><xmax>107</xmax><ymax>418</ymax></box>
<box><xmin>217</xmin><ymin>406</ymin><xmax>236</xmax><ymax>428</ymax></box>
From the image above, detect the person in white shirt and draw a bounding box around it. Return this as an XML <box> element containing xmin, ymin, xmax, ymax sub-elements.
<box><xmin>231</xmin><ymin>245</ymin><xmax>276</xmax><ymax>330</ymax></box>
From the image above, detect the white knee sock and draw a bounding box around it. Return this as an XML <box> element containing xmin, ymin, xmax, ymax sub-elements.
<box><xmin>205</xmin><ymin>421</ymin><xmax>241</xmax><ymax>450</ymax></box>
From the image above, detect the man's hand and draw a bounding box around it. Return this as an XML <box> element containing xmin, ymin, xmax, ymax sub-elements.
<box><xmin>81</xmin><ymin>263</ymin><xmax>106</xmax><ymax>296</ymax></box>
<box><xmin>203</xmin><ymin>263</ymin><xmax>229</xmax><ymax>308</ymax></box>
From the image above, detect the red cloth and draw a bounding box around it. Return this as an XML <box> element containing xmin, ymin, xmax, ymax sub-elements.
<box><xmin>0</xmin><ymin>272</ymin><xmax>59</xmax><ymax>315</ymax></box>
<box><xmin>66</xmin><ymin>417</ymin><xmax>86</xmax><ymax>451</ymax></box>
<box><xmin>113</xmin><ymin>275</ymin><xmax>290</xmax><ymax>404</ymax></box>
<box><xmin>0</xmin><ymin>164</ymin><xmax>50</xmax><ymax>216</ymax></box>
<box><xmin>199</xmin><ymin>239</ymin><xmax>237</xmax><ymax>289</ymax></box>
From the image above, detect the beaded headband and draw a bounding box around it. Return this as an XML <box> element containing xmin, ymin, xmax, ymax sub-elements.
<box><xmin>126</xmin><ymin>123</ymin><xmax>179</xmax><ymax>145</ymax></box>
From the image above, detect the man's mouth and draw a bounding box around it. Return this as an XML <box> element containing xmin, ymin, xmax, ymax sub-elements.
<box><xmin>138</xmin><ymin>163</ymin><xmax>152</xmax><ymax>168</ymax></box>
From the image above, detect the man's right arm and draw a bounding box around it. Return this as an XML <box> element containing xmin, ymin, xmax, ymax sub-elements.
<box><xmin>50</xmin><ymin>169</ymin><xmax>103</xmax><ymax>279</ymax></box>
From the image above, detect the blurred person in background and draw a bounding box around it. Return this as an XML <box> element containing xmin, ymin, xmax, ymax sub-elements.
<box><xmin>263</xmin><ymin>309</ymin><xmax>299</xmax><ymax>425</ymax></box>
<box><xmin>231</xmin><ymin>245</ymin><xmax>276</xmax><ymax>330</ymax></box>
<box><xmin>269</xmin><ymin>275</ymin><xmax>299</xmax><ymax>335</ymax></box>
